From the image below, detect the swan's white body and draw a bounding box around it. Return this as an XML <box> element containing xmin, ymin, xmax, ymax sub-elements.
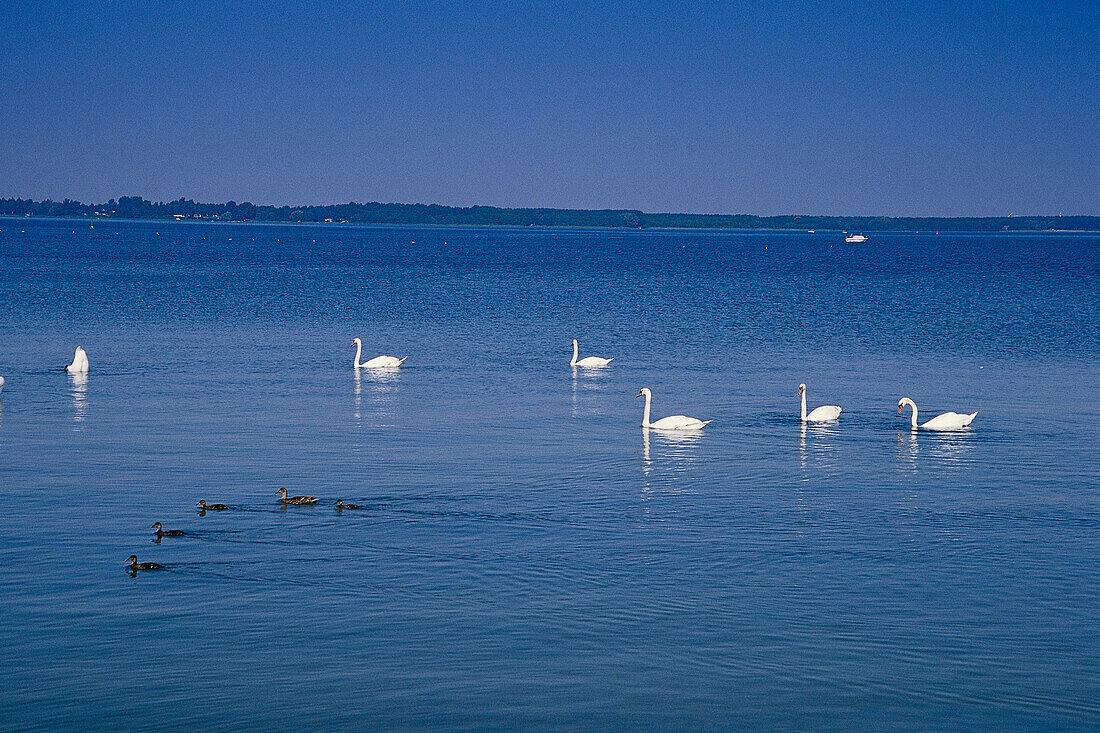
<box><xmin>571</xmin><ymin>339</ymin><xmax>612</xmax><ymax>368</ymax></box>
<box><xmin>0</xmin><ymin>374</ymin><xmax>5</xmax><ymax>393</ymax></box>
<box><xmin>637</xmin><ymin>388</ymin><xmax>710</xmax><ymax>430</ymax></box>
<box><xmin>352</xmin><ymin>338</ymin><xmax>406</xmax><ymax>369</ymax></box>
<box><xmin>66</xmin><ymin>346</ymin><xmax>89</xmax><ymax>374</ymax></box>
<box><xmin>799</xmin><ymin>383</ymin><xmax>841</xmax><ymax>422</ymax></box>
<box><xmin>898</xmin><ymin>397</ymin><xmax>977</xmax><ymax>431</ymax></box>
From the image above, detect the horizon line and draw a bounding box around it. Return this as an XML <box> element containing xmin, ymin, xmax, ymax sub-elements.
<box><xmin>2</xmin><ymin>195</ymin><xmax>1098</xmax><ymax>226</ymax></box>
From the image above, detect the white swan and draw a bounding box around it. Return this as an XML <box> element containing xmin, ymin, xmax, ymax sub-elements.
<box><xmin>898</xmin><ymin>397</ymin><xmax>977</xmax><ymax>431</ymax></box>
<box><xmin>0</xmin><ymin>374</ymin><xmax>5</xmax><ymax>393</ymax></box>
<box><xmin>351</xmin><ymin>337</ymin><xmax>406</xmax><ymax>369</ymax></box>
<box><xmin>571</xmin><ymin>339</ymin><xmax>613</xmax><ymax>368</ymax></box>
<box><xmin>636</xmin><ymin>388</ymin><xmax>710</xmax><ymax>430</ymax></box>
<box><xmin>66</xmin><ymin>346</ymin><xmax>89</xmax><ymax>374</ymax></box>
<box><xmin>799</xmin><ymin>383</ymin><xmax>841</xmax><ymax>422</ymax></box>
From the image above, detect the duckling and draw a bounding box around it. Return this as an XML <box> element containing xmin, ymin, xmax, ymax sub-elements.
<box><xmin>196</xmin><ymin>500</ymin><xmax>229</xmax><ymax>511</ymax></box>
<box><xmin>335</xmin><ymin>500</ymin><xmax>362</xmax><ymax>510</ymax></box>
<box><xmin>151</xmin><ymin>522</ymin><xmax>185</xmax><ymax>537</ymax></box>
<box><xmin>126</xmin><ymin>555</ymin><xmax>163</xmax><ymax>571</ymax></box>
<box><xmin>276</xmin><ymin>488</ymin><xmax>317</xmax><ymax>505</ymax></box>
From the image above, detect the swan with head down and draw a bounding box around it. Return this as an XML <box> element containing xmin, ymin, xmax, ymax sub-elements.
<box><xmin>66</xmin><ymin>346</ymin><xmax>89</xmax><ymax>374</ymax></box>
<box><xmin>570</xmin><ymin>339</ymin><xmax>613</xmax><ymax>368</ymax></box>
<box><xmin>897</xmin><ymin>397</ymin><xmax>976</xmax><ymax>431</ymax></box>
<box><xmin>798</xmin><ymin>383</ymin><xmax>841</xmax><ymax>422</ymax></box>
<box><xmin>351</xmin><ymin>337</ymin><xmax>406</xmax><ymax>369</ymax></box>
<box><xmin>636</xmin><ymin>388</ymin><xmax>710</xmax><ymax>430</ymax></box>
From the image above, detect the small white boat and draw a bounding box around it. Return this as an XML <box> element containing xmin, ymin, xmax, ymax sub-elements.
<box><xmin>844</xmin><ymin>233</ymin><xmax>868</xmax><ymax>243</ymax></box>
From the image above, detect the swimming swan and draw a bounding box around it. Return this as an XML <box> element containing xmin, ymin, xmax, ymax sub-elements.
<box><xmin>897</xmin><ymin>397</ymin><xmax>977</xmax><ymax>431</ymax></box>
<box><xmin>571</xmin><ymin>339</ymin><xmax>613</xmax><ymax>368</ymax></box>
<box><xmin>351</xmin><ymin>338</ymin><xmax>406</xmax><ymax>369</ymax></box>
<box><xmin>636</xmin><ymin>388</ymin><xmax>710</xmax><ymax>430</ymax></box>
<box><xmin>66</xmin><ymin>346</ymin><xmax>89</xmax><ymax>374</ymax></box>
<box><xmin>0</xmin><ymin>374</ymin><xmax>5</xmax><ymax>393</ymax></box>
<box><xmin>799</xmin><ymin>383</ymin><xmax>841</xmax><ymax>422</ymax></box>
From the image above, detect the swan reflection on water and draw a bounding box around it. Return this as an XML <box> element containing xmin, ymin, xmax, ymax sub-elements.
<box><xmin>896</xmin><ymin>430</ymin><xmax>920</xmax><ymax>473</ymax></box>
<box><xmin>923</xmin><ymin>428</ymin><xmax>976</xmax><ymax>464</ymax></box>
<box><xmin>69</xmin><ymin>371</ymin><xmax>88</xmax><ymax>425</ymax></box>
<box><xmin>353</xmin><ymin>368</ymin><xmax>361</xmax><ymax>419</ymax></box>
<box><xmin>354</xmin><ymin>366</ymin><xmax>401</xmax><ymax>422</ymax></box>
<box><xmin>798</xmin><ymin>421</ymin><xmax>841</xmax><ymax>474</ymax></box>
<box><xmin>570</xmin><ymin>365</ymin><xmax>610</xmax><ymax>417</ymax></box>
<box><xmin>896</xmin><ymin>427</ymin><xmax>975</xmax><ymax>473</ymax></box>
<box><xmin>641</xmin><ymin>426</ymin><xmax>703</xmax><ymax>478</ymax></box>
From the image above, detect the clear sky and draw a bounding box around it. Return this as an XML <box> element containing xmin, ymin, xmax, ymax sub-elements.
<box><xmin>1</xmin><ymin>0</ymin><xmax>1097</xmax><ymax>215</ymax></box>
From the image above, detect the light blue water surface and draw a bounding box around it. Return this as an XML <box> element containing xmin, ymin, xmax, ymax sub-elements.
<box><xmin>0</xmin><ymin>219</ymin><xmax>1097</xmax><ymax>730</ymax></box>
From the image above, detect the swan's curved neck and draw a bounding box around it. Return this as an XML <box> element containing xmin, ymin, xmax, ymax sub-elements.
<box><xmin>902</xmin><ymin>399</ymin><xmax>917</xmax><ymax>428</ymax></box>
<box><xmin>353</xmin><ymin>340</ymin><xmax>362</xmax><ymax>368</ymax></box>
<box><xmin>641</xmin><ymin>391</ymin><xmax>652</xmax><ymax>427</ymax></box>
<box><xmin>570</xmin><ymin>340</ymin><xmax>578</xmax><ymax>366</ymax></box>
<box><xmin>800</xmin><ymin>390</ymin><xmax>807</xmax><ymax>421</ymax></box>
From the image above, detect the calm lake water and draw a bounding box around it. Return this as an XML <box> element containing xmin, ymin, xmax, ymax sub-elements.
<box><xmin>0</xmin><ymin>218</ymin><xmax>1097</xmax><ymax>730</ymax></box>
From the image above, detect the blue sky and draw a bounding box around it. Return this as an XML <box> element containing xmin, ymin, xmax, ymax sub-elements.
<box><xmin>1</xmin><ymin>0</ymin><xmax>1096</xmax><ymax>215</ymax></box>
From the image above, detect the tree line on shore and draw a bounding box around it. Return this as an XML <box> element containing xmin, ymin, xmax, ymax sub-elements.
<box><xmin>1</xmin><ymin>196</ymin><xmax>1096</xmax><ymax>232</ymax></box>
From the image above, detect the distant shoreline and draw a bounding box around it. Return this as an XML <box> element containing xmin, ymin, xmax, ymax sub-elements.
<box><xmin>2</xmin><ymin>196</ymin><xmax>1097</xmax><ymax>232</ymax></box>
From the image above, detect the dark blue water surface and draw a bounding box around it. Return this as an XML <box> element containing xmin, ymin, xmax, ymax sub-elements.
<box><xmin>0</xmin><ymin>219</ymin><xmax>1097</xmax><ymax>730</ymax></box>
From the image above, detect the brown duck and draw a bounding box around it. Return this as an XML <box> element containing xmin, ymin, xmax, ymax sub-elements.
<box><xmin>126</xmin><ymin>555</ymin><xmax>163</xmax><ymax>571</ymax></box>
<box><xmin>196</xmin><ymin>500</ymin><xmax>229</xmax><ymax>511</ymax></box>
<box><xmin>335</xmin><ymin>500</ymin><xmax>362</xmax><ymax>510</ymax></box>
<box><xmin>151</xmin><ymin>522</ymin><xmax>185</xmax><ymax>537</ymax></box>
<box><xmin>277</xmin><ymin>488</ymin><xmax>317</xmax><ymax>505</ymax></box>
